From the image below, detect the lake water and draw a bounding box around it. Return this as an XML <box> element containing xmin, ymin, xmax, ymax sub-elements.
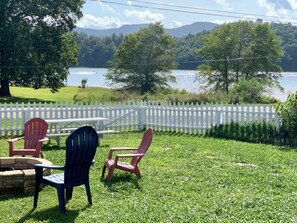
<box><xmin>68</xmin><ymin>67</ymin><xmax>297</xmax><ymax>102</ymax></box>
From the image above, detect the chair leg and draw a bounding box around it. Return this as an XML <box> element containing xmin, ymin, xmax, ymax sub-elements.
<box><xmin>106</xmin><ymin>166</ymin><xmax>115</xmax><ymax>182</ymax></box>
<box><xmin>33</xmin><ymin>168</ymin><xmax>43</xmax><ymax>209</ymax></box>
<box><xmin>101</xmin><ymin>164</ymin><xmax>107</xmax><ymax>178</ymax></box>
<box><xmin>85</xmin><ymin>181</ymin><xmax>92</xmax><ymax>206</ymax></box>
<box><xmin>134</xmin><ymin>166</ymin><xmax>141</xmax><ymax>179</ymax></box>
<box><xmin>66</xmin><ymin>188</ymin><xmax>73</xmax><ymax>200</ymax></box>
<box><xmin>57</xmin><ymin>186</ymin><xmax>66</xmax><ymax>214</ymax></box>
<box><xmin>33</xmin><ymin>180</ymin><xmax>41</xmax><ymax>209</ymax></box>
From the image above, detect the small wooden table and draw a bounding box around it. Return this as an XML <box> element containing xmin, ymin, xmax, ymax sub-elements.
<box><xmin>45</xmin><ymin>117</ymin><xmax>113</xmax><ymax>147</ymax></box>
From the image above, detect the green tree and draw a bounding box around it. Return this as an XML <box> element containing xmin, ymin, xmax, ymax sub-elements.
<box><xmin>174</xmin><ymin>33</ymin><xmax>205</xmax><ymax>70</ymax></box>
<box><xmin>271</xmin><ymin>22</ymin><xmax>297</xmax><ymax>71</ymax></box>
<box><xmin>0</xmin><ymin>0</ymin><xmax>83</xmax><ymax>97</ymax></box>
<box><xmin>105</xmin><ymin>23</ymin><xmax>177</xmax><ymax>95</ymax></box>
<box><xmin>230</xmin><ymin>21</ymin><xmax>252</xmax><ymax>82</ymax></box>
<box><xmin>241</xmin><ymin>23</ymin><xmax>283</xmax><ymax>84</ymax></box>
<box><xmin>197</xmin><ymin>21</ymin><xmax>283</xmax><ymax>95</ymax></box>
<box><xmin>75</xmin><ymin>33</ymin><xmax>125</xmax><ymax>68</ymax></box>
<box><xmin>198</xmin><ymin>23</ymin><xmax>236</xmax><ymax>94</ymax></box>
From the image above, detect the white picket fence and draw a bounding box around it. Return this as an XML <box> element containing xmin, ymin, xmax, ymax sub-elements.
<box><xmin>0</xmin><ymin>101</ymin><xmax>279</xmax><ymax>137</ymax></box>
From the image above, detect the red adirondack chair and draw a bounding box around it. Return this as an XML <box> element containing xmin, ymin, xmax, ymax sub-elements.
<box><xmin>8</xmin><ymin>118</ymin><xmax>49</xmax><ymax>158</ymax></box>
<box><xmin>102</xmin><ymin>128</ymin><xmax>153</xmax><ymax>182</ymax></box>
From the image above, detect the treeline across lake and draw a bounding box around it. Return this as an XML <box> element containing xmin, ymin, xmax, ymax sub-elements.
<box><xmin>74</xmin><ymin>22</ymin><xmax>297</xmax><ymax>71</ymax></box>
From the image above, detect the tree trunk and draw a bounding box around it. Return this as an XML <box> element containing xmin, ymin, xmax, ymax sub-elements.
<box><xmin>0</xmin><ymin>77</ymin><xmax>11</xmax><ymax>97</ymax></box>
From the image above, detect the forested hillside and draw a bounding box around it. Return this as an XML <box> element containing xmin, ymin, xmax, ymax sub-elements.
<box><xmin>74</xmin><ymin>22</ymin><xmax>297</xmax><ymax>71</ymax></box>
<box><xmin>271</xmin><ymin>23</ymin><xmax>297</xmax><ymax>71</ymax></box>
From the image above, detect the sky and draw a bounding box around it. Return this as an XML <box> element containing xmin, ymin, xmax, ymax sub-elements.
<box><xmin>77</xmin><ymin>0</ymin><xmax>297</xmax><ymax>30</ymax></box>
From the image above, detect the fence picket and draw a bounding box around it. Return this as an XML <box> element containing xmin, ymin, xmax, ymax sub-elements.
<box><xmin>251</xmin><ymin>104</ymin><xmax>255</xmax><ymax>123</ymax></box>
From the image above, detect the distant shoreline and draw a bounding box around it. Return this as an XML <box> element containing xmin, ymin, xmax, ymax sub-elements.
<box><xmin>68</xmin><ymin>67</ymin><xmax>297</xmax><ymax>101</ymax></box>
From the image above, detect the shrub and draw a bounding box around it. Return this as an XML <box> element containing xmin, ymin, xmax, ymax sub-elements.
<box><xmin>274</xmin><ymin>91</ymin><xmax>297</xmax><ymax>146</ymax></box>
<box><xmin>229</xmin><ymin>79</ymin><xmax>264</xmax><ymax>103</ymax></box>
<box><xmin>205</xmin><ymin>121</ymin><xmax>279</xmax><ymax>145</ymax></box>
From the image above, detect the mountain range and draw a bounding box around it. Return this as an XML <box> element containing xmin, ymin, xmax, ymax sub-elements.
<box><xmin>74</xmin><ymin>22</ymin><xmax>218</xmax><ymax>38</ymax></box>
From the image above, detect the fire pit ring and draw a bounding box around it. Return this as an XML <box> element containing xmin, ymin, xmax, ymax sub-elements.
<box><xmin>0</xmin><ymin>157</ymin><xmax>52</xmax><ymax>195</ymax></box>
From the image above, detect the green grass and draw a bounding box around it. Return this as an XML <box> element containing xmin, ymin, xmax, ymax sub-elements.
<box><xmin>1</xmin><ymin>86</ymin><xmax>120</xmax><ymax>103</ymax></box>
<box><xmin>0</xmin><ymin>86</ymin><xmax>230</xmax><ymax>105</ymax></box>
<box><xmin>2</xmin><ymin>86</ymin><xmax>80</xmax><ymax>103</ymax></box>
<box><xmin>0</xmin><ymin>86</ymin><xmax>278</xmax><ymax>104</ymax></box>
<box><xmin>3</xmin><ymin>86</ymin><xmax>138</xmax><ymax>104</ymax></box>
<box><xmin>0</xmin><ymin>132</ymin><xmax>297</xmax><ymax>222</ymax></box>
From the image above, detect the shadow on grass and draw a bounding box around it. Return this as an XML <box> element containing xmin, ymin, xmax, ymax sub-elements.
<box><xmin>0</xmin><ymin>96</ymin><xmax>57</xmax><ymax>104</ymax></box>
<box><xmin>16</xmin><ymin>206</ymin><xmax>82</xmax><ymax>223</ymax></box>
<box><xmin>42</xmin><ymin>143</ymin><xmax>65</xmax><ymax>152</ymax></box>
<box><xmin>153</xmin><ymin>130</ymin><xmax>203</xmax><ymax>138</ymax></box>
<box><xmin>100</xmin><ymin>174</ymin><xmax>142</xmax><ymax>191</ymax></box>
<box><xmin>0</xmin><ymin>192</ymin><xmax>34</xmax><ymax>201</ymax></box>
<box><xmin>277</xmin><ymin>145</ymin><xmax>297</xmax><ymax>152</ymax></box>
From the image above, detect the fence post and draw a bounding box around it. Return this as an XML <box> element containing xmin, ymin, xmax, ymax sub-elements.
<box><xmin>98</xmin><ymin>107</ymin><xmax>104</xmax><ymax>130</ymax></box>
<box><xmin>138</xmin><ymin>101</ymin><xmax>146</xmax><ymax>130</ymax></box>
<box><xmin>22</xmin><ymin>107</ymin><xmax>31</xmax><ymax>124</ymax></box>
<box><xmin>215</xmin><ymin>111</ymin><xmax>222</xmax><ymax>126</ymax></box>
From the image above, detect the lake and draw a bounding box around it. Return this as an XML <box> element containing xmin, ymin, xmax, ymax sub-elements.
<box><xmin>68</xmin><ymin>67</ymin><xmax>297</xmax><ymax>102</ymax></box>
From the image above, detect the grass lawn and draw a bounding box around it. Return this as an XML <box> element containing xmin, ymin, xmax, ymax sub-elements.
<box><xmin>0</xmin><ymin>132</ymin><xmax>297</xmax><ymax>222</ymax></box>
<box><xmin>0</xmin><ymin>86</ymin><xmax>115</xmax><ymax>103</ymax></box>
<box><xmin>1</xmin><ymin>86</ymin><xmax>220</xmax><ymax>104</ymax></box>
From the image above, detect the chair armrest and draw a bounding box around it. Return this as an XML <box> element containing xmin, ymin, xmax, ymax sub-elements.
<box><xmin>34</xmin><ymin>164</ymin><xmax>64</xmax><ymax>170</ymax></box>
<box><xmin>8</xmin><ymin>137</ymin><xmax>24</xmax><ymax>143</ymax></box>
<box><xmin>108</xmin><ymin>147</ymin><xmax>137</xmax><ymax>159</ymax></box>
<box><xmin>115</xmin><ymin>153</ymin><xmax>144</xmax><ymax>163</ymax></box>
<box><xmin>34</xmin><ymin>164</ymin><xmax>64</xmax><ymax>181</ymax></box>
<box><xmin>38</xmin><ymin>137</ymin><xmax>49</xmax><ymax>143</ymax></box>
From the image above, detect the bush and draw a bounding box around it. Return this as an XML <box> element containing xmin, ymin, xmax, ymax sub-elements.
<box><xmin>229</xmin><ymin>79</ymin><xmax>265</xmax><ymax>103</ymax></box>
<box><xmin>205</xmin><ymin>120</ymin><xmax>279</xmax><ymax>145</ymax></box>
<box><xmin>274</xmin><ymin>91</ymin><xmax>297</xmax><ymax>146</ymax></box>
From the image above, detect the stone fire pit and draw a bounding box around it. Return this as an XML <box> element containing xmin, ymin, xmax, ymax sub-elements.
<box><xmin>0</xmin><ymin>157</ymin><xmax>52</xmax><ymax>195</ymax></box>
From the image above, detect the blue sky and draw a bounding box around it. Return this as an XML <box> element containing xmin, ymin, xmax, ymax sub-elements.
<box><xmin>77</xmin><ymin>0</ymin><xmax>297</xmax><ymax>29</ymax></box>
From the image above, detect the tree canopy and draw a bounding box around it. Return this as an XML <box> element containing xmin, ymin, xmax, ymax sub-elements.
<box><xmin>74</xmin><ymin>33</ymin><xmax>125</xmax><ymax>68</ymax></box>
<box><xmin>197</xmin><ymin>21</ymin><xmax>283</xmax><ymax>94</ymax></box>
<box><xmin>271</xmin><ymin>23</ymin><xmax>297</xmax><ymax>71</ymax></box>
<box><xmin>0</xmin><ymin>0</ymin><xmax>83</xmax><ymax>96</ymax></box>
<box><xmin>105</xmin><ymin>23</ymin><xmax>177</xmax><ymax>95</ymax></box>
<box><xmin>74</xmin><ymin>22</ymin><xmax>297</xmax><ymax>72</ymax></box>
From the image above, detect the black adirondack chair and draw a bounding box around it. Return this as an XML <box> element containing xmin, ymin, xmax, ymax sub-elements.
<box><xmin>33</xmin><ymin>126</ymin><xmax>99</xmax><ymax>214</ymax></box>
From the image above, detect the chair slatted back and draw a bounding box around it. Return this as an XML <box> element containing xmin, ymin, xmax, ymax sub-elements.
<box><xmin>24</xmin><ymin>118</ymin><xmax>48</xmax><ymax>149</ymax></box>
<box><xmin>64</xmin><ymin>126</ymin><xmax>99</xmax><ymax>187</ymax></box>
<box><xmin>131</xmin><ymin>128</ymin><xmax>153</xmax><ymax>166</ymax></box>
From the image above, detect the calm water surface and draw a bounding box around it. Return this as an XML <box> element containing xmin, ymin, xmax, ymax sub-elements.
<box><xmin>68</xmin><ymin>67</ymin><xmax>297</xmax><ymax>102</ymax></box>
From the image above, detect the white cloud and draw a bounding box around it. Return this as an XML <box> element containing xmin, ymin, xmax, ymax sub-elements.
<box><xmin>212</xmin><ymin>19</ymin><xmax>234</xmax><ymax>24</ymax></box>
<box><xmin>97</xmin><ymin>2</ymin><xmax>115</xmax><ymax>13</ymax></box>
<box><xmin>170</xmin><ymin>20</ymin><xmax>183</xmax><ymax>28</ymax></box>
<box><xmin>257</xmin><ymin>0</ymin><xmax>279</xmax><ymax>16</ymax></box>
<box><xmin>77</xmin><ymin>14</ymin><xmax>127</xmax><ymax>29</ymax></box>
<box><xmin>257</xmin><ymin>0</ymin><xmax>296</xmax><ymax>22</ymax></box>
<box><xmin>287</xmin><ymin>0</ymin><xmax>297</xmax><ymax>10</ymax></box>
<box><xmin>124</xmin><ymin>9</ymin><xmax>166</xmax><ymax>23</ymax></box>
<box><xmin>214</xmin><ymin>0</ymin><xmax>232</xmax><ymax>10</ymax></box>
